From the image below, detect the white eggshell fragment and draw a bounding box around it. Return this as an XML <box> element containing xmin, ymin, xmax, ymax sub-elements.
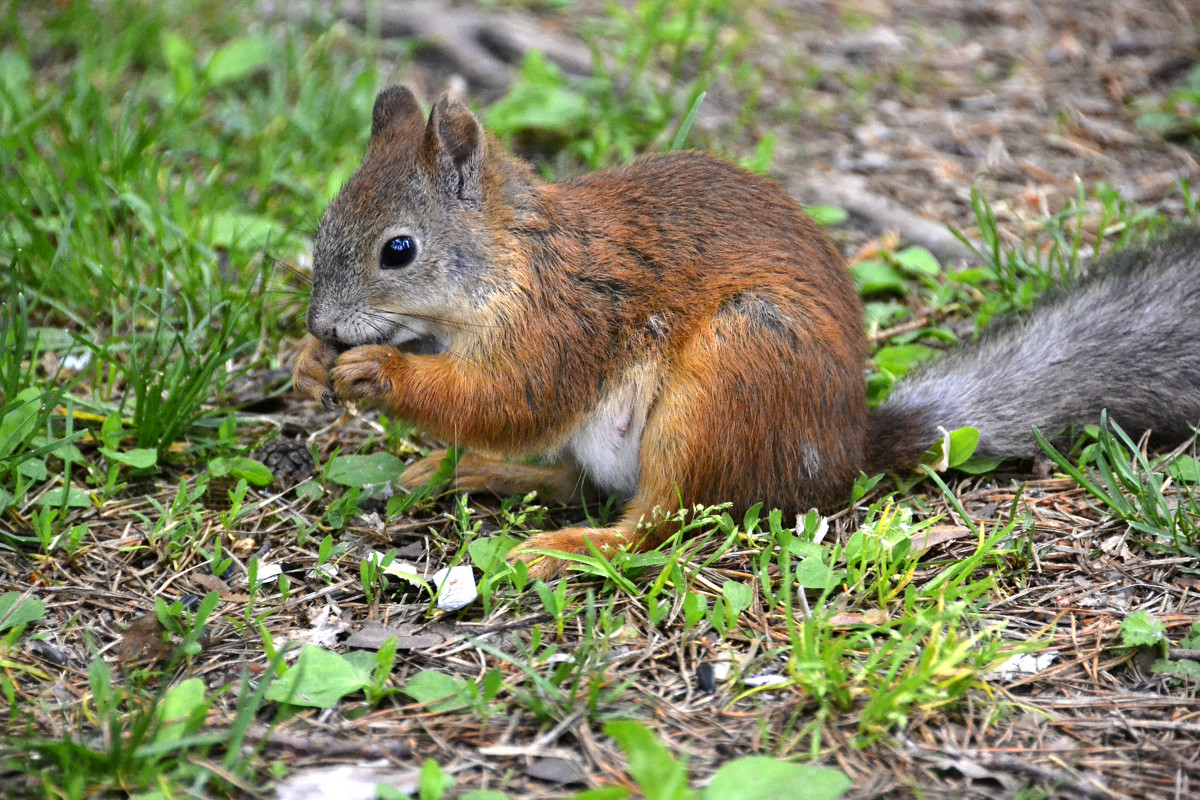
<box><xmin>431</xmin><ymin>565</ymin><xmax>477</xmax><ymax>611</ymax></box>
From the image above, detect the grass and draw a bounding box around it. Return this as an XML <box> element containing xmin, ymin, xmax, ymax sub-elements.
<box><xmin>3</xmin><ymin>1</ymin><xmax>1200</xmax><ymax>798</ymax></box>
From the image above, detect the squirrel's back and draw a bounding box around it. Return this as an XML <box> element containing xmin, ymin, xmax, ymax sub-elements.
<box><xmin>535</xmin><ymin>151</ymin><xmax>872</xmax><ymax>511</ymax></box>
<box><xmin>870</xmin><ymin>230</ymin><xmax>1200</xmax><ymax>473</ymax></box>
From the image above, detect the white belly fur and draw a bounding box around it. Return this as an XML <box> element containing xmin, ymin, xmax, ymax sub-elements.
<box><xmin>559</xmin><ymin>361</ymin><xmax>658</xmax><ymax>497</ymax></box>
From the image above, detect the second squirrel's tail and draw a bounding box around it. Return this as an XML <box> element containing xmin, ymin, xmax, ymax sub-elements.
<box><xmin>867</xmin><ymin>231</ymin><xmax>1200</xmax><ymax>475</ymax></box>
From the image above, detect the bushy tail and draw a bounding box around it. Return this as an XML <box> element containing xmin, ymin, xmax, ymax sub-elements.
<box><xmin>867</xmin><ymin>230</ymin><xmax>1200</xmax><ymax>474</ymax></box>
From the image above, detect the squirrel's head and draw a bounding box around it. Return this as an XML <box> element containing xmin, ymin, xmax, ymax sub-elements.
<box><xmin>307</xmin><ymin>85</ymin><xmax>496</xmax><ymax>352</ymax></box>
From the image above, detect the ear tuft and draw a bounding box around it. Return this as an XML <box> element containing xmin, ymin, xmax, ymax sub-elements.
<box><xmin>423</xmin><ymin>95</ymin><xmax>485</xmax><ymax>207</ymax></box>
<box><xmin>371</xmin><ymin>86</ymin><xmax>424</xmax><ymax>139</ymax></box>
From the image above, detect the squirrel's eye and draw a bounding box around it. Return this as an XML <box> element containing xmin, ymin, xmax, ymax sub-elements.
<box><xmin>380</xmin><ymin>236</ymin><xmax>416</xmax><ymax>269</ymax></box>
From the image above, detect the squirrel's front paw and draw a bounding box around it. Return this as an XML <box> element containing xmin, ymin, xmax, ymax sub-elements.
<box><xmin>293</xmin><ymin>336</ymin><xmax>341</xmax><ymax>410</ymax></box>
<box><xmin>330</xmin><ymin>345</ymin><xmax>404</xmax><ymax>406</ymax></box>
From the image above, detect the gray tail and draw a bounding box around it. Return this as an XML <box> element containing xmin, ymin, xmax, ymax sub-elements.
<box><xmin>867</xmin><ymin>230</ymin><xmax>1200</xmax><ymax>474</ymax></box>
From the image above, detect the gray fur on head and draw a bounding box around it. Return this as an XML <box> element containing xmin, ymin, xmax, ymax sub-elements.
<box><xmin>306</xmin><ymin>87</ymin><xmax>497</xmax><ymax>351</ymax></box>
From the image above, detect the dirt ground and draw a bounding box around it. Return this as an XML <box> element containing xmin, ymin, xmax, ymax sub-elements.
<box><xmin>8</xmin><ymin>1</ymin><xmax>1200</xmax><ymax>798</ymax></box>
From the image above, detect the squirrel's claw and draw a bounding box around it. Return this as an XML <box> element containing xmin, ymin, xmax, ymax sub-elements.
<box><xmin>293</xmin><ymin>336</ymin><xmax>340</xmax><ymax>408</ymax></box>
<box><xmin>330</xmin><ymin>344</ymin><xmax>402</xmax><ymax>405</ymax></box>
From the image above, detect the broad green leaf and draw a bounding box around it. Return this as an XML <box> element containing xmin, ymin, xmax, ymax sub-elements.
<box><xmin>946</xmin><ymin>427</ymin><xmax>980</xmax><ymax>468</ymax></box>
<box><xmin>569</xmin><ymin>789</ymin><xmax>632</xmax><ymax>800</ymax></box>
<box><xmin>0</xmin><ymin>51</ymin><xmax>33</xmax><ymax>104</ymax></box>
<box><xmin>17</xmin><ymin>459</ymin><xmax>48</xmax><ymax>481</ymax></box>
<box><xmin>863</xmin><ymin>301</ymin><xmax>909</xmax><ymax>332</ymax></box>
<box><xmin>154</xmin><ymin>677</ymin><xmax>208</xmax><ymax>747</ymax></box>
<box><xmin>342</xmin><ymin>649</ymin><xmax>378</xmax><ymax>674</ymax></box>
<box><xmin>805</xmin><ymin>204</ymin><xmax>848</xmax><ymax>227</ymax></box>
<box><xmin>325</xmin><ymin>453</ymin><xmax>405</xmax><ymax>487</ymax></box>
<box><xmin>683</xmin><ymin>591</ymin><xmax>707</xmax><ymax>628</ymax></box>
<box><xmin>1152</xmin><ymin>658</ymin><xmax>1200</xmax><ymax>678</ymax></box>
<box><xmin>486</xmin><ymin>51</ymin><xmax>589</xmax><ymax>134</ymax></box>
<box><xmin>161</xmin><ymin>31</ymin><xmax>196</xmax><ymax>94</ymax></box>
<box><xmin>851</xmin><ymin>472</ymin><xmax>884</xmax><ymax>503</ymax></box>
<box><xmin>400</xmin><ymin>669</ymin><xmax>470</xmax><ymax>712</ymax></box>
<box><xmin>604</xmin><ymin>720</ymin><xmax>689</xmax><ymax>800</ymax></box>
<box><xmin>209</xmin><ymin>456</ymin><xmax>274</xmax><ymax>487</ymax></box>
<box><xmin>295</xmin><ymin>482</ymin><xmax>324</xmax><ymax>501</ymax></box>
<box><xmin>793</xmin><ymin>556</ymin><xmax>839</xmax><ymax>590</ymax></box>
<box><xmin>1120</xmin><ymin>610</ymin><xmax>1166</xmax><ymax>648</ymax></box>
<box><xmin>851</xmin><ymin>259</ymin><xmax>906</xmax><ymax>295</ymax></box>
<box><xmin>721</xmin><ymin>581</ymin><xmax>753</xmax><ymax>617</ymax></box>
<box><xmin>265</xmin><ymin>645</ymin><xmax>370</xmax><ymax>708</ymax></box>
<box><xmin>100</xmin><ymin>447</ymin><xmax>158</xmax><ymax>470</ymax></box>
<box><xmin>468</xmin><ymin>535</ymin><xmax>518</xmax><ymax>573</ymax></box>
<box><xmin>705</xmin><ymin>756</ymin><xmax>851</xmax><ymax>800</ymax></box>
<box><xmin>204</xmin><ymin>35</ymin><xmax>275</xmax><ymax>85</ymax></box>
<box><xmin>739</xmin><ymin>132</ymin><xmax>776</xmax><ymax>175</ymax></box>
<box><xmin>100</xmin><ymin>412</ymin><xmax>123</xmax><ymax>450</ymax></box>
<box><xmin>1182</xmin><ymin>621</ymin><xmax>1200</xmax><ymax>649</ymax></box>
<box><xmin>1137</xmin><ymin>111</ymin><xmax>1182</xmax><ymax>136</ymax></box>
<box><xmin>893</xmin><ymin>246</ymin><xmax>941</xmax><ymax>277</ymax></box>
<box><xmin>418</xmin><ymin>759</ymin><xmax>454</xmax><ymax>800</ymax></box>
<box><xmin>38</xmin><ymin>485</ymin><xmax>91</xmax><ymax>508</ymax></box>
<box><xmin>0</xmin><ymin>593</ymin><xmax>46</xmax><ymax>633</ymax></box>
<box><xmin>951</xmin><ymin>267</ymin><xmax>996</xmax><ymax>286</ymax></box>
<box><xmin>873</xmin><ymin>344</ymin><xmax>939</xmax><ymax>378</ymax></box>
<box><xmin>1168</xmin><ymin>456</ymin><xmax>1200</xmax><ymax>483</ymax></box>
<box><xmin>0</xmin><ymin>388</ymin><xmax>42</xmax><ymax>460</ymax></box>
<box><xmin>161</xmin><ymin>32</ymin><xmax>195</xmax><ymax>77</ymax></box>
<box><xmin>956</xmin><ymin>453</ymin><xmax>1004</xmax><ymax>474</ymax></box>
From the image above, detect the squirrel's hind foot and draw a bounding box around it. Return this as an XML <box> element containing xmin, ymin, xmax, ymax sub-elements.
<box><xmin>509</xmin><ymin>495</ymin><xmax>679</xmax><ymax>580</ymax></box>
<box><xmin>509</xmin><ymin>526</ymin><xmax>636</xmax><ymax>581</ymax></box>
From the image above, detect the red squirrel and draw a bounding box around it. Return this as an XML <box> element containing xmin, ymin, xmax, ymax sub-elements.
<box><xmin>294</xmin><ymin>86</ymin><xmax>1200</xmax><ymax>579</ymax></box>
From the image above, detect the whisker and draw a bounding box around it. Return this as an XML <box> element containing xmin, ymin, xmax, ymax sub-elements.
<box><xmin>435</xmin><ymin>343</ymin><xmax>482</xmax><ymax>369</ymax></box>
<box><xmin>367</xmin><ymin>316</ymin><xmax>397</xmax><ymax>340</ymax></box>
<box><xmin>259</xmin><ymin>288</ymin><xmax>310</xmax><ymax>298</ymax></box>
<box><xmin>257</xmin><ymin>253</ymin><xmax>313</xmax><ymax>287</ymax></box>
<box><xmin>365</xmin><ymin>307</ymin><xmax>497</xmax><ymax>332</ymax></box>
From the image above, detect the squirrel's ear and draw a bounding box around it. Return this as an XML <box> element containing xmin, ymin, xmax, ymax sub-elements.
<box><xmin>423</xmin><ymin>95</ymin><xmax>485</xmax><ymax>208</ymax></box>
<box><xmin>371</xmin><ymin>86</ymin><xmax>424</xmax><ymax>139</ymax></box>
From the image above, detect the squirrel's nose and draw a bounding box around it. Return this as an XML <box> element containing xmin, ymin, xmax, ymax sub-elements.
<box><xmin>306</xmin><ymin>307</ymin><xmax>338</xmax><ymax>341</ymax></box>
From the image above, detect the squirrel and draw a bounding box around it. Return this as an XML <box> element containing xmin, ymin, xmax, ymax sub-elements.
<box><xmin>294</xmin><ymin>85</ymin><xmax>1200</xmax><ymax>580</ymax></box>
